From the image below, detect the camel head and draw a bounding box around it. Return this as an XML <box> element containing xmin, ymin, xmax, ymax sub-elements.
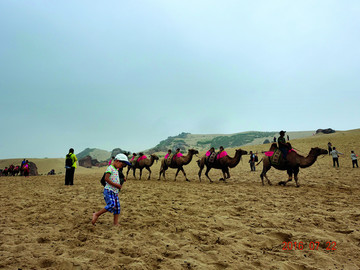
<box><xmin>188</xmin><ymin>149</ymin><xmax>199</xmax><ymax>155</ymax></box>
<box><xmin>310</xmin><ymin>147</ymin><xmax>328</xmax><ymax>156</ymax></box>
<box><xmin>235</xmin><ymin>149</ymin><xmax>248</xmax><ymax>155</ymax></box>
<box><xmin>150</xmin><ymin>154</ymin><xmax>159</xmax><ymax>162</ymax></box>
<box><xmin>150</xmin><ymin>154</ymin><xmax>159</xmax><ymax>160</ymax></box>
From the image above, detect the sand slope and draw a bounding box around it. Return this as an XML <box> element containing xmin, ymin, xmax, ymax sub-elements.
<box><xmin>0</xmin><ymin>129</ymin><xmax>359</xmax><ymax>269</ymax></box>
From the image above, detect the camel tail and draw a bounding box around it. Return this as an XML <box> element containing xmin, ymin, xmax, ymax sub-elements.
<box><xmin>256</xmin><ymin>158</ymin><xmax>263</xmax><ymax>166</ymax></box>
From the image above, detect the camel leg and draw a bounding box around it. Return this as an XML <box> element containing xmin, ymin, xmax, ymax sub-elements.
<box><xmin>219</xmin><ymin>168</ymin><xmax>227</xmax><ymax>181</ymax></box>
<box><xmin>139</xmin><ymin>168</ymin><xmax>143</xmax><ymax>180</ymax></box>
<box><xmin>198</xmin><ymin>166</ymin><xmax>203</xmax><ymax>182</ymax></box>
<box><xmin>264</xmin><ymin>174</ymin><xmax>272</xmax><ymax>185</ymax></box>
<box><xmin>133</xmin><ymin>168</ymin><xmax>137</xmax><ymax>180</ymax></box>
<box><xmin>180</xmin><ymin>167</ymin><xmax>190</xmax><ymax>182</ymax></box>
<box><xmin>294</xmin><ymin>168</ymin><xmax>300</xmax><ymax>187</ymax></box>
<box><xmin>158</xmin><ymin>166</ymin><xmax>166</xmax><ymax>180</ymax></box>
<box><xmin>126</xmin><ymin>166</ymin><xmax>131</xmax><ymax>178</ymax></box>
<box><xmin>260</xmin><ymin>165</ymin><xmax>272</xmax><ymax>186</ymax></box>
<box><xmin>146</xmin><ymin>167</ymin><xmax>151</xmax><ymax>180</ymax></box>
<box><xmin>204</xmin><ymin>167</ymin><xmax>213</xmax><ymax>183</ymax></box>
<box><xmin>225</xmin><ymin>168</ymin><xmax>230</xmax><ymax>179</ymax></box>
<box><xmin>174</xmin><ymin>168</ymin><xmax>180</xmax><ymax>181</ymax></box>
<box><xmin>279</xmin><ymin>169</ymin><xmax>294</xmax><ymax>186</ymax></box>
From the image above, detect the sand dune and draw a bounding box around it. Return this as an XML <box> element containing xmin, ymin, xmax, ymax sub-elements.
<box><xmin>0</xmin><ymin>130</ymin><xmax>359</xmax><ymax>269</ymax></box>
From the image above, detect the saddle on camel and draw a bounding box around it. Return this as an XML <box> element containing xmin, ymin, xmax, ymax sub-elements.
<box><xmin>264</xmin><ymin>142</ymin><xmax>293</xmax><ymax>165</ymax></box>
<box><xmin>165</xmin><ymin>149</ymin><xmax>183</xmax><ymax>166</ymax></box>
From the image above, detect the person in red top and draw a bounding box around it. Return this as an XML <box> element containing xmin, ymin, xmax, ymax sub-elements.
<box><xmin>164</xmin><ymin>149</ymin><xmax>172</xmax><ymax>159</ymax></box>
<box><xmin>23</xmin><ymin>160</ymin><xmax>30</xmax><ymax>177</ymax></box>
<box><xmin>205</xmin><ymin>147</ymin><xmax>215</xmax><ymax>157</ymax></box>
<box><xmin>217</xmin><ymin>146</ymin><xmax>228</xmax><ymax>159</ymax></box>
<box><xmin>173</xmin><ymin>148</ymin><xmax>183</xmax><ymax>159</ymax></box>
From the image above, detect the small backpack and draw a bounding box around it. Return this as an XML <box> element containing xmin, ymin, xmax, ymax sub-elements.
<box><xmin>65</xmin><ymin>154</ymin><xmax>73</xmax><ymax>168</ymax></box>
<box><xmin>101</xmin><ymin>170</ymin><xmax>125</xmax><ymax>187</ymax></box>
<box><xmin>100</xmin><ymin>173</ymin><xmax>106</xmax><ymax>186</ymax></box>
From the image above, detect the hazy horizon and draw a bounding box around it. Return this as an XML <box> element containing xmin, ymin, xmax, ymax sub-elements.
<box><xmin>0</xmin><ymin>128</ymin><xmax>352</xmax><ymax>159</ymax></box>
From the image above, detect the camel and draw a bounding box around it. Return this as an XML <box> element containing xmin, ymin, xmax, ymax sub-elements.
<box><xmin>197</xmin><ymin>149</ymin><xmax>248</xmax><ymax>182</ymax></box>
<box><xmin>8</xmin><ymin>165</ymin><xmax>14</xmax><ymax>176</ymax></box>
<box><xmin>258</xmin><ymin>143</ymin><xmax>328</xmax><ymax>187</ymax></box>
<box><xmin>12</xmin><ymin>165</ymin><xmax>20</xmax><ymax>176</ymax></box>
<box><xmin>127</xmin><ymin>154</ymin><xmax>159</xmax><ymax>180</ymax></box>
<box><xmin>158</xmin><ymin>149</ymin><xmax>199</xmax><ymax>181</ymax></box>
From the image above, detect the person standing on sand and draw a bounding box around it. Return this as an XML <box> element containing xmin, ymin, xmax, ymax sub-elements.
<box><xmin>92</xmin><ymin>153</ymin><xmax>131</xmax><ymax>226</ymax></box>
<box><xmin>249</xmin><ymin>151</ymin><xmax>256</xmax><ymax>171</ymax></box>
<box><xmin>327</xmin><ymin>142</ymin><xmax>332</xmax><ymax>156</ymax></box>
<box><xmin>351</xmin><ymin>151</ymin><xmax>358</xmax><ymax>168</ymax></box>
<box><xmin>23</xmin><ymin>160</ymin><xmax>30</xmax><ymax>177</ymax></box>
<box><xmin>330</xmin><ymin>147</ymin><xmax>343</xmax><ymax>167</ymax></box>
<box><xmin>65</xmin><ymin>148</ymin><xmax>77</xmax><ymax>185</ymax></box>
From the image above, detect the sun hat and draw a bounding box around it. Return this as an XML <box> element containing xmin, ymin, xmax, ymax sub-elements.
<box><xmin>280</xmin><ymin>130</ymin><xmax>286</xmax><ymax>134</ymax></box>
<box><xmin>115</xmin><ymin>153</ymin><xmax>131</xmax><ymax>165</ymax></box>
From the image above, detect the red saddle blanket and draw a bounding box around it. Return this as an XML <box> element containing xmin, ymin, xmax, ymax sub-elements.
<box><xmin>265</xmin><ymin>149</ymin><xmax>296</xmax><ymax>157</ymax></box>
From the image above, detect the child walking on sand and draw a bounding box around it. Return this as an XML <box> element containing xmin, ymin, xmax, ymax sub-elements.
<box><xmin>351</xmin><ymin>151</ymin><xmax>358</xmax><ymax>168</ymax></box>
<box><xmin>92</xmin><ymin>153</ymin><xmax>131</xmax><ymax>226</ymax></box>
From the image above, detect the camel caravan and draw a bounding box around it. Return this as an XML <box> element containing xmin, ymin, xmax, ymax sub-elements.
<box><xmin>1</xmin><ymin>164</ymin><xmax>22</xmax><ymax>176</ymax></box>
<box><xmin>121</xmin><ymin>130</ymin><xmax>328</xmax><ymax>187</ymax></box>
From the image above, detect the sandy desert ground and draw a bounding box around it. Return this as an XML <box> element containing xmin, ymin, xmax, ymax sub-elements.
<box><xmin>0</xmin><ymin>129</ymin><xmax>359</xmax><ymax>269</ymax></box>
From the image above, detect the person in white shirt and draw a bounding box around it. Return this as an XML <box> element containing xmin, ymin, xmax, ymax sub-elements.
<box><xmin>330</xmin><ymin>147</ymin><xmax>343</xmax><ymax>167</ymax></box>
<box><xmin>351</xmin><ymin>151</ymin><xmax>358</xmax><ymax>168</ymax></box>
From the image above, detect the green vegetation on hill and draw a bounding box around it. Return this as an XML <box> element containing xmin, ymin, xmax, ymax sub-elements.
<box><xmin>198</xmin><ymin>132</ymin><xmax>276</xmax><ymax>148</ymax></box>
<box><xmin>147</xmin><ymin>131</ymin><xmax>276</xmax><ymax>153</ymax></box>
<box><xmin>150</xmin><ymin>132</ymin><xmax>191</xmax><ymax>153</ymax></box>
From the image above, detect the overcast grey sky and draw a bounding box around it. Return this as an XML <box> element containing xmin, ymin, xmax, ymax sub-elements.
<box><xmin>1</xmin><ymin>0</ymin><xmax>359</xmax><ymax>159</ymax></box>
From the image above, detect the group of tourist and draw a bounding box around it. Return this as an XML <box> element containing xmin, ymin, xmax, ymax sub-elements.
<box><xmin>327</xmin><ymin>142</ymin><xmax>358</xmax><ymax>168</ymax></box>
<box><xmin>1</xmin><ymin>159</ymin><xmax>30</xmax><ymax>177</ymax></box>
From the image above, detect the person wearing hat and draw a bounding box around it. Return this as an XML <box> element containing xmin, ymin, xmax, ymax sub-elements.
<box><xmin>92</xmin><ymin>153</ymin><xmax>131</xmax><ymax>226</ymax></box>
<box><xmin>278</xmin><ymin>130</ymin><xmax>289</xmax><ymax>160</ymax></box>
